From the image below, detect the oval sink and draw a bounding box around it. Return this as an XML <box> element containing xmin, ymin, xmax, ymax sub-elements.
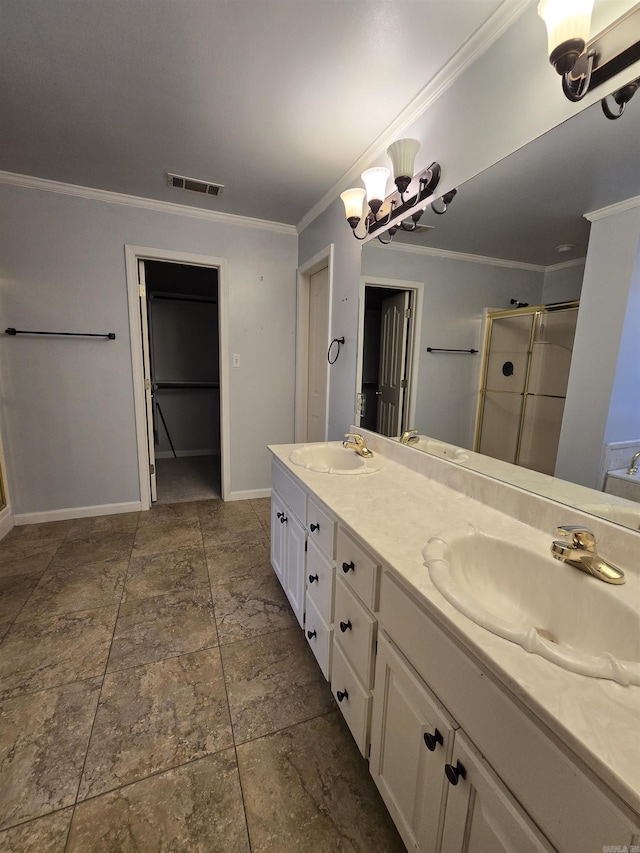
<box><xmin>423</xmin><ymin>526</ymin><xmax>640</xmax><ymax>686</ymax></box>
<box><xmin>289</xmin><ymin>442</ymin><xmax>384</xmax><ymax>475</ymax></box>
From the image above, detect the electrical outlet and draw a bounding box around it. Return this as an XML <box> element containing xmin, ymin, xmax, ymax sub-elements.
<box><xmin>232</xmin><ymin>353</ymin><xmax>241</xmax><ymax>368</ymax></box>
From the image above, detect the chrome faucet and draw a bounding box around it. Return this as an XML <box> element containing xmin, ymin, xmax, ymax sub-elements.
<box><xmin>400</xmin><ymin>429</ymin><xmax>420</xmax><ymax>445</ymax></box>
<box><xmin>551</xmin><ymin>525</ymin><xmax>625</xmax><ymax>584</ymax></box>
<box><xmin>343</xmin><ymin>433</ymin><xmax>374</xmax><ymax>458</ymax></box>
<box><xmin>627</xmin><ymin>450</ymin><xmax>640</xmax><ymax>475</ymax></box>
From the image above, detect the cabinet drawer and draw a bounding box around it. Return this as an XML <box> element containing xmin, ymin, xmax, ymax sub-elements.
<box><xmin>336</xmin><ymin>526</ymin><xmax>381</xmax><ymax>611</ymax></box>
<box><xmin>306</xmin><ymin>537</ymin><xmax>335</xmax><ymax>624</ymax></box>
<box><xmin>331</xmin><ymin>640</ymin><xmax>372</xmax><ymax>758</ymax></box>
<box><xmin>304</xmin><ymin>594</ymin><xmax>332</xmax><ymax>681</ymax></box>
<box><xmin>271</xmin><ymin>459</ymin><xmax>306</xmax><ymax>523</ymax></box>
<box><xmin>307</xmin><ymin>496</ymin><xmax>336</xmax><ymax>559</ymax></box>
<box><xmin>334</xmin><ymin>576</ymin><xmax>377</xmax><ymax>689</ymax></box>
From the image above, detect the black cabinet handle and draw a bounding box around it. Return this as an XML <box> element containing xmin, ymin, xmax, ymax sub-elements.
<box><xmin>279</xmin><ymin>514</ymin><xmax>287</xmax><ymax>524</ymax></box>
<box><xmin>308</xmin><ymin>573</ymin><xmax>319</xmax><ymax>584</ymax></box>
<box><xmin>342</xmin><ymin>561</ymin><xmax>355</xmax><ymax>573</ymax></box>
<box><xmin>276</xmin><ymin>511</ymin><xmax>284</xmax><ymax>519</ymax></box>
<box><xmin>339</xmin><ymin>620</ymin><xmax>352</xmax><ymax>633</ymax></box>
<box><xmin>445</xmin><ymin>761</ymin><xmax>466</xmax><ymax>785</ymax></box>
<box><xmin>310</xmin><ymin>523</ymin><xmax>320</xmax><ymax>532</ymax></box>
<box><xmin>307</xmin><ymin>629</ymin><xmax>317</xmax><ymax>640</ymax></box>
<box><xmin>423</xmin><ymin>729</ymin><xmax>443</xmax><ymax>751</ymax></box>
<box><xmin>336</xmin><ymin>689</ymin><xmax>348</xmax><ymax>703</ymax></box>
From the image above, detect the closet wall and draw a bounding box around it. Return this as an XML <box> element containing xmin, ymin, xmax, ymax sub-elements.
<box><xmin>145</xmin><ymin>261</ymin><xmax>219</xmax><ymax>459</ymax></box>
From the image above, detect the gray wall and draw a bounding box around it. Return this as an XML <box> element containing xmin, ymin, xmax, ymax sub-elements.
<box><xmin>0</xmin><ymin>183</ymin><xmax>297</xmax><ymax>514</ymax></box>
<box><xmin>361</xmin><ymin>245</ymin><xmax>544</xmax><ymax>448</ymax></box>
<box><xmin>542</xmin><ymin>262</ymin><xmax>585</xmax><ymax>304</ymax></box>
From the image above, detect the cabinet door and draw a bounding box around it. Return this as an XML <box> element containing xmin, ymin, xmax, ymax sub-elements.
<box><xmin>370</xmin><ymin>633</ymin><xmax>456</xmax><ymax>853</ymax></box>
<box><xmin>284</xmin><ymin>511</ymin><xmax>306</xmax><ymax>628</ymax></box>
<box><xmin>440</xmin><ymin>732</ymin><xmax>553</xmax><ymax>853</ymax></box>
<box><xmin>270</xmin><ymin>489</ymin><xmax>287</xmax><ymax>585</ymax></box>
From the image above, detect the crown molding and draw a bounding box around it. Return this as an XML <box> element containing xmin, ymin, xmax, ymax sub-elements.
<box><xmin>584</xmin><ymin>194</ymin><xmax>640</xmax><ymax>222</ymax></box>
<box><xmin>296</xmin><ymin>0</ymin><xmax>532</xmax><ymax>234</ymax></box>
<box><xmin>0</xmin><ymin>171</ymin><xmax>298</xmax><ymax>236</ymax></box>
<box><xmin>543</xmin><ymin>256</ymin><xmax>587</xmax><ymax>273</ymax></box>
<box><xmin>368</xmin><ymin>239</ymin><xmax>547</xmax><ymax>272</ymax></box>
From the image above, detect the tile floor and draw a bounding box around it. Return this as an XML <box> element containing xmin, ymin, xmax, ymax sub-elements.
<box><xmin>0</xmin><ymin>498</ymin><xmax>405</xmax><ymax>852</ymax></box>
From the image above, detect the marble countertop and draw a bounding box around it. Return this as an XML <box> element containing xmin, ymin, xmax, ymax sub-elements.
<box><xmin>269</xmin><ymin>440</ymin><xmax>640</xmax><ymax>818</ymax></box>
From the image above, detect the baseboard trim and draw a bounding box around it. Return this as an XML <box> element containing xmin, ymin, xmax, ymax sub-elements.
<box><xmin>227</xmin><ymin>488</ymin><xmax>271</xmax><ymax>502</ymax></box>
<box><xmin>14</xmin><ymin>501</ymin><xmax>144</xmax><ymax>526</ymax></box>
<box><xmin>0</xmin><ymin>506</ymin><xmax>14</xmax><ymax>540</ymax></box>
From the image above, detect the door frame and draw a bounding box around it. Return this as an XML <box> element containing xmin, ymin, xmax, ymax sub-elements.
<box><xmin>355</xmin><ymin>275</ymin><xmax>424</xmax><ymax>433</ymax></box>
<box><xmin>125</xmin><ymin>245</ymin><xmax>230</xmax><ymax>509</ymax></box>
<box><xmin>294</xmin><ymin>244</ymin><xmax>334</xmax><ymax>443</ymax></box>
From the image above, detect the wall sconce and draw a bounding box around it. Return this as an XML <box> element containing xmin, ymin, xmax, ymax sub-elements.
<box><xmin>538</xmin><ymin>0</ymin><xmax>640</xmax><ymax>104</ymax></box>
<box><xmin>340</xmin><ymin>138</ymin><xmax>441</xmax><ymax>241</ymax></box>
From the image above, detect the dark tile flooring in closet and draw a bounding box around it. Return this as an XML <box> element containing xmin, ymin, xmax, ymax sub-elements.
<box><xmin>0</xmin><ymin>498</ymin><xmax>405</xmax><ymax>852</ymax></box>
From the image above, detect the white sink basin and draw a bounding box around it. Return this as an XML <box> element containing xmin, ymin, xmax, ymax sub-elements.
<box><xmin>412</xmin><ymin>436</ymin><xmax>470</xmax><ymax>463</ymax></box>
<box><xmin>423</xmin><ymin>525</ymin><xmax>640</xmax><ymax>686</ymax></box>
<box><xmin>289</xmin><ymin>442</ymin><xmax>384</xmax><ymax>475</ymax></box>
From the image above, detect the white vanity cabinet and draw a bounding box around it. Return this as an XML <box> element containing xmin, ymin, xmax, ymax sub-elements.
<box><xmin>330</xmin><ymin>526</ymin><xmax>381</xmax><ymax>757</ymax></box>
<box><xmin>270</xmin><ymin>459</ymin><xmax>307</xmax><ymax>627</ymax></box>
<box><xmin>304</xmin><ymin>496</ymin><xmax>337</xmax><ymax>679</ymax></box>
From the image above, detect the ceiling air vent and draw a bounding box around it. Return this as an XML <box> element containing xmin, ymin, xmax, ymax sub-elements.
<box><xmin>167</xmin><ymin>173</ymin><xmax>224</xmax><ymax>197</ymax></box>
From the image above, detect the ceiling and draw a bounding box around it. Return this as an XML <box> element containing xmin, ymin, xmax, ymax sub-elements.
<box><xmin>391</xmin><ymin>96</ymin><xmax>640</xmax><ymax>266</ymax></box>
<box><xmin>0</xmin><ymin>0</ymin><xmax>508</xmax><ymax>227</ymax></box>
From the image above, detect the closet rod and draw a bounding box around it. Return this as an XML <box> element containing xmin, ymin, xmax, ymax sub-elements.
<box><xmin>148</xmin><ymin>293</ymin><xmax>217</xmax><ymax>305</ymax></box>
<box><xmin>427</xmin><ymin>346</ymin><xmax>477</xmax><ymax>354</ymax></box>
<box><xmin>6</xmin><ymin>328</ymin><xmax>116</xmax><ymax>339</ymax></box>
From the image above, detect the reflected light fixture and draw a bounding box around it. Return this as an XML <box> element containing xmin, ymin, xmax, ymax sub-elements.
<box><xmin>538</xmin><ymin>0</ymin><xmax>640</xmax><ymax>107</ymax></box>
<box><xmin>340</xmin><ymin>138</ymin><xmax>441</xmax><ymax>241</ymax></box>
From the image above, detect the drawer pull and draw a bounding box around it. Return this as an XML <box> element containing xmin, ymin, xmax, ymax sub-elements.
<box><xmin>445</xmin><ymin>761</ymin><xmax>467</xmax><ymax>786</ymax></box>
<box><xmin>307</xmin><ymin>629</ymin><xmax>317</xmax><ymax>640</ymax></box>
<box><xmin>342</xmin><ymin>560</ymin><xmax>355</xmax><ymax>573</ymax></box>
<box><xmin>279</xmin><ymin>514</ymin><xmax>287</xmax><ymax>524</ymax></box>
<box><xmin>423</xmin><ymin>729</ymin><xmax>443</xmax><ymax>751</ymax></box>
<box><xmin>308</xmin><ymin>573</ymin><xmax>319</xmax><ymax>584</ymax></box>
<box><xmin>276</xmin><ymin>511</ymin><xmax>284</xmax><ymax>519</ymax></box>
<box><xmin>310</xmin><ymin>523</ymin><xmax>320</xmax><ymax>532</ymax></box>
<box><xmin>339</xmin><ymin>620</ymin><xmax>352</xmax><ymax>633</ymax></box>
<box><xmin>336</xmin><ymin>689</ymin><xmax>349</xmax><ymax>703</ymax></box>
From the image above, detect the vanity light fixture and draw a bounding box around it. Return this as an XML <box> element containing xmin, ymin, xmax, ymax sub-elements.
<box><xmin>538</xmin><ymin>0</ymin><xmax>640</xmax><ymax>104</ymax></box>
<box><xmin>431</xmin><ymin>188</ymin><xmax>458</xmax><ymax>215</ymax></box>
<box><xmin>340</xmin><ymin>138</ymin><xmax>441</xmax><ymax>242</ymax></box>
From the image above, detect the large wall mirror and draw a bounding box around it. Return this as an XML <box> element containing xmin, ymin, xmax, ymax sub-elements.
<box><xmin>358</xmin><ymin>99</ymin><xmax>640</xmax><ymax>533</ymax></box>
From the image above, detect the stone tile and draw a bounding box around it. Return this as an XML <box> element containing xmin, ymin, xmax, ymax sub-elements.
<box><xmin>0</xmin><ymin>606</ymin><xmax>118</xmax><ymax>700</ymax></box>
<box><xmin>2</xmin><ymin>521</ymin><xmax>72</xmax><ymax>546</ymax></box>
<box><xmin>205</xmin><ymin>538</ymin><xmax>271</xmax><ymax>588</ymax></box>
<box><xmin>221</xmin><ymin>627</ymin><xmax>335</xmax><ymax>743</ymax></box>
<box><xmin>214</xmin><ymin>571</ymin><xmax>298</xmax><ymax>644</ymax></box>
<box><xmin>79</xmin><ymin>648</ymin><xmax>233</xmax><ymax>799</ymax></box>
<box><xmin>201</xmin><ymin>512</ymin><xmax>267</xmax><ymax>547</ymax></box>
<box><xmin>196</xmin><ymin>498</ymin><xmax>224</xmax><ymax>524</ymax></box>
<box><xmin>132</xmin><ymin>519</ymin><xmax>202</xmax><ymax>558</ymax></box>
<box><xmin>0</xmin><ymin>550</ymin><xmax>55</xmax><ymax>581</ymax></box>
<box><xmin>136</xmin><ymin>501</ymin><xmax>200</xmax><ymax>528</ymax></box>
<box><xmin>237</xmin><ymin>712</ymin><xmax>405</xmax><ymax>853</ymax></box>
<box><xmin>0</xmin><ymin>620</ymin><xmax>11</xmax><ymax>641</ymax></box>
<box><xmin>0</xmin><ymin>808</ymin><xmax>73</xmax><ymax>851</ymax></box>
<box><xmin>16</xmin><ymin>557</ymin><xmax>128</xmax><ymax>622</ymax></box>
<box><xmin>123</xmin><ymin>545</ymin><xmax>208</xmax><ymax>602</ymax></box>
<box><xmin>50</xmin><ymin>532</ymin><xmax>134</xmax><ymax>570</ymax></box>
<box><xmin>69</xmin><ymin>751</ymin><xmax>249</xmax><ymax>853</ymax></box>
<box><xmin>0</xmin><ymin>680</ymin><xmax>101</xmax><ymax>831</ymax></box>
<box><xmin>66</xmin><ymin>512</ymin><xmax>140</xmax><ymax>540</ymax></box>
<box><xmin>108</xmin><ymin>587</ymin><xmax>218</xmax><ymax>671</ymax></box>
<box><xmin>0</xmin><ymin>571</ymin><xmax>42</xmax><ymax>622</ymax></box>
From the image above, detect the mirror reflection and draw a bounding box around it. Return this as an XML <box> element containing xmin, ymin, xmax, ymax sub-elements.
<box><xmin>359</xmin><ymin>100</ymin><xmax>640</xmax><ymax>532</ymax></box>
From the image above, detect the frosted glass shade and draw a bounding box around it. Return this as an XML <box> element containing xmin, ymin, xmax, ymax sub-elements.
<box><xmin>361</xmin><ymin>167</ymin><xmax>390</xmax><ymax>203</ymax></box>
<box><xmin>538</xmin><ymin>0</ymin><xmax>594</xmax><ymax>56</ymax></box>
<box><xmin>340</xmin><ymin>187</ymin><xmax>365</xmax><ymax>223</ymax></box>
<box><xmin>387</xmin><ymin>138</ymin><xmax>420</xmax><ymax>181</ymax></box>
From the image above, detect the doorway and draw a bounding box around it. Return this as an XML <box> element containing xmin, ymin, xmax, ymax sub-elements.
<box><xmin>126</xmin><ymin>246</ymin><xmax>230</xmax><ymax>510</ymax></box>
<box><xmin>356</xmin><ymin>277</ymin><xmax>423</xmax><ymax>437</ymax></box>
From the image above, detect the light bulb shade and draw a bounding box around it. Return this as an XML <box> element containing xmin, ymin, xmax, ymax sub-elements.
<box><xmin>361</xmin><ymin>167</ymin><xmax>390</xmax><ymax>205</ymax></box>
<box><xmin>538</xmin><ymin>0</ymin><xmax>594</xmax><ymax>67</ymax></box>
<box><xmin>387</xmin><ymin>138</ymin><xmax>420</xmax><ymax>187</ymax></box>
<box><xmin>340</xmin><ymin>187</ymin><xmax>366</xmax><ymax>227</ymax></box>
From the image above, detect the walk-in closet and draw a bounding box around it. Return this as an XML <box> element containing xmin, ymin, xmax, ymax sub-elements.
<box><xmin>143</xmin><ymin>260</ymin><xmax>220</xmax><ymax>502</ymax></box>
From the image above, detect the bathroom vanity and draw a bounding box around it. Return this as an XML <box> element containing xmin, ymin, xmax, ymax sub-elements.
<box><xmin>268</xmin><ymin>432</ymin><xmax>640</xmax><ymax>852</ymax></box>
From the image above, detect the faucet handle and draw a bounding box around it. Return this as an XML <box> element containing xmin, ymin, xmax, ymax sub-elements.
<box><xmin>344</xmin><ymin>433</ymin><xmax>363</xmax><ymax>444</ymax></box>
<box><xmin>557</xmin><ymin>525</ymin><xmax>596</xmax><ymax>552</ymax></box>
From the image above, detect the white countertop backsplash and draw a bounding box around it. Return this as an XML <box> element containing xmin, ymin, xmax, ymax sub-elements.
<box><xmin>269</xmin><ymin>430</ymin><xmax>640</xmax><ymax>817</ymax></box>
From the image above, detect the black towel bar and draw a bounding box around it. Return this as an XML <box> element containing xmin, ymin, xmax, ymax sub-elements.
<box><xmin>5</xmin><ymin>328</ymin><xmax>116</xmax><ymax>339</ymax></box>
<box><xmin>427</xmin><ymin>346</ymin><xmax>477</xmax><ymax>354</ymax></box>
